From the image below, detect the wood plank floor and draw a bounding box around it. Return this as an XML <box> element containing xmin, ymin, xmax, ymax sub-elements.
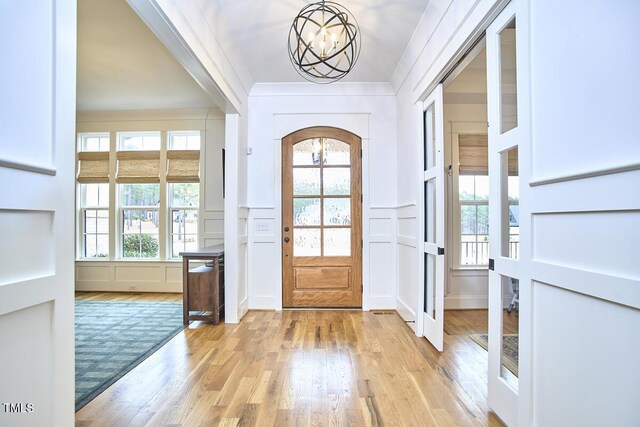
<box><xmin>75</xmin><ymin>293</ymin><xmax>508</xmax><ymax>426</ymax></box>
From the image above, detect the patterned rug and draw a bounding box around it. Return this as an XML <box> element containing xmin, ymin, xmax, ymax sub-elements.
<box><xmin>469</xmin><ymin>333</ymin><xmax>519</xmax><ymax>376</ymax></box>
<box><xmin>75</xmin><ymin>301</ymin><xmax>184</xmax><ymax>411</ymax></box>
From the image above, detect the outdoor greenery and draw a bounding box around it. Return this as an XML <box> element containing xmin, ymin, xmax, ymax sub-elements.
<box><xmin>123</xmin><ymin>234</ymin><xmax>158</xmax><ymax>258</ymax></box>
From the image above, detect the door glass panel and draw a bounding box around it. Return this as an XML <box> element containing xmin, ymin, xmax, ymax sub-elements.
<box><xmin>293</xmin><ymin>198</ymin><xmax>321</xmax><ymax>226</ymax></box>
<box><xmin>501</xmin><ymin>274</ymin><xmax>519</xmax><ymax>391</ymax></box>
<box><xmin>424</xmin><ymin>253</ymin><xmax>436</xmax><ymax>319</ymax></box>
<box><xmin>323</xmin><ymin>139</ymin><xmax>350</xmax><ymax>165</ymax></box>
<box><xmin>293</xmin><ymin>168</ymin><xmax>320</xmax><ymax>195</ymax></box>
<box><xmin>424</xmin><ymin>179</ymin><xmax>436</xmax><ymax>243</ymax></box>
<box><xmin>424</xmin><ymin>103</ymin><xmax>436</xmax><ymax>169</ymax></box>
<box><xmin>502</xmin><ymin>146</ymin><xmax>519</xmax><ymax>259</ymax></box>
<box><xmin>323</xmin><ymin>168</ymin><xmax>350</xmax><ymax>195</ymax></box>
<box><xmin>500</xmin><ymin>19</ymin><xmax>518</xmax><ymax>134</ymax></box>
<box><xmin>324</xmin><ymin>228</ymin><xmax>351</xmax><ymax>256</ymax></box>
<box><xmin>323</xmin><ymin>198</ymin><xmax>350</xmax><ymax>226</ymax></box>
<box><xmin>294</xmin><ymin>228</ymin><xmax>321</xmax><ymax>256</ymax></box>
<box><xmin>293</xmin><ymin>138</ymin><xmax>322</xmax><ymax>165</ymax></box>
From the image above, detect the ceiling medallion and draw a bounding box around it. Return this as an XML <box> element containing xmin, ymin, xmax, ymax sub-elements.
<box><xmin>288</xmin><ymin>0</ymin><xmax>361</xmax><ymax>83</ymax></box>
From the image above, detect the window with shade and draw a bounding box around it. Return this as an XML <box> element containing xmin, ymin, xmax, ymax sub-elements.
<box><xmin>167</xmin><ymin>131</ymin><xmax>201</xmax><ymax>258</ymax></box>
<box><xmin>77</xmin><ymin>133</ymin><xmax>111</xmax><ymax>259</ymax></box>
<box><xmin>457</xmin><ymin>135</ymin><xmax>489</xmax><ymax>267</ymax></box>
<box><xmin>75</xmin><ymin>129</ymin><xmax>202</xmax><ymax>261</ymax></box>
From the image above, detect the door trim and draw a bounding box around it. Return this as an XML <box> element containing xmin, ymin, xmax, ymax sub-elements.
<box><xmin>281</xmin><ymin>126</ymin><xmax>363</xmax><ymax>308</ymax></box>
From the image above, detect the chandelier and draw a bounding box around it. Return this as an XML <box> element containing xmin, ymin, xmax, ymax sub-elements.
<box><xmin>288</xmin><ymin>1</ymin><xmax>361</xmax><ymax>83</ymax></box>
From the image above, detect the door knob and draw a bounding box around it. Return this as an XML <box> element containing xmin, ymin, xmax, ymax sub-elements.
<box><xmin>284</xmin><ymin>237</ymin><xmax>290</xmax><ymax>243</ymax></box>
<box><xmin>284</xmin><ymin>226</ymin><xmax>290</xmax><ymax>232</ymax></box>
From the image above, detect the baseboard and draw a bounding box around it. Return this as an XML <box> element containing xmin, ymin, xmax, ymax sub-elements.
<box><xmin>366</xmin><ymin>296</ymin><xmax>396</xmax><ymax>311</ymax></box>
<box><xmin>75</xmin><ymin>281</ymin><xmax>182</xmax><ymax>293</ymax></box>
<box><xmin>248</xmin><ymin>295</ymin><xmax>277</xmax><ymax>310</ymax></box>
<box><xmin>396</xmin><ymin>297</ymin><xmax>416</xmax><ymax>323</ymax></box>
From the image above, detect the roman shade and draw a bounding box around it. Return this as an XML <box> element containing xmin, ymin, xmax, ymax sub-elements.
<box><xmin>116</xmin><ymin>151</ymin><xmax>160</xmax><ymax>183</ymax></box>
<box><xmin>458</xmin><ymin>134</ymin><xmax>518</xmax><ymax>176</ymax></box>
<box><xmin>166</xmin><ymin>150</ymin><xmax>200</xmax><ymax>183</ymax></box>
<box><xmin>77</xmin><ymin>152</ymin><xmax>110</xmax><ymax>183</ymax></box>
<box><xmin>458</xmin><ymin>134</ymin><xmax>488</xmax><ymax>175</ymax></box>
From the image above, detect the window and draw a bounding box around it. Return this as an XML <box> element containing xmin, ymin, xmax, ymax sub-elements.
<box><xmin>80</xmin><ymin>183</ymin><xmax>109</xmax><ymax>258</ymax></box>
<box><xmin>77</xmin><ymin>129</ymin><xmax>202</xmax><ymax>261</ymax></box>
<box><xmin>170</xmin><ymin>183</ymin><xmax>199</xmax><ymax>258</ymax></box>
<box><xmin>118</xmin><ymin>132</ymin><xmax>161</xmax><ymax>151</ymax></box>
<box><xmin>120</xmin><ymin>184</ymin><xmax>160</xmax><ymax>258</ymax></box>
<box><xmin>79</xmin><ymin>133</ymin><xmax>110</xmax><ymax>152</ymax></box>
<box><xmin>169</xmin><ymin>131</ymin><xmax>201</xmax><ymax>150</ymax></box>
<box><xmin>459</xmin><ymin>175</ymin><xmax>489</xmax><ymax>266</ymax></box>
<box><xmin>507</xmin><ymin>175</ymin><xmax>520</xmax><ymax>259</ymax></box>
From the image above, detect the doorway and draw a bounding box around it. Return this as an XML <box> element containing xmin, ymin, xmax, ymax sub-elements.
<box><xmin>281</xmin><ymin>127</ymin><xmax>362</xmax><ymax>307</ymax></box>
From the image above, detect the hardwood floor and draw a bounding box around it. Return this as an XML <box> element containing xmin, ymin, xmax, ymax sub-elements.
<box><xmin>75</xmin><ymin>291</ymin><xmax>182</xmax><ymax>302</ymax></box>
<box><xmin>75</xmin><ymin>293</ymin><xmax>508</xmax><ymax>426</ymax></box>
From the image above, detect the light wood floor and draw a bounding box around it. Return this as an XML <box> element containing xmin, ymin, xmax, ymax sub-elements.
<box><xmin>75</xmin><ymin>293</ymin><xmax>511</xmax><ymax>426</ymax></box>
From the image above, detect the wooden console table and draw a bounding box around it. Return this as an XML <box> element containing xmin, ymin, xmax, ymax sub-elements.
<box><xmin>179</xmin><ymin>244</ymin><xmax>225</xmax><ymax>325</ymax></box>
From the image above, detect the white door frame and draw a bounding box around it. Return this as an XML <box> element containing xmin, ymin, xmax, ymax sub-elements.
<box><xmin>416</xmin><ymin>84</ymin><xmax>446</xmax><ymax>351</ymax></box>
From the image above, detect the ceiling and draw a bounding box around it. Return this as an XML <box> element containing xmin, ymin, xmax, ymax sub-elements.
<box><xmin>211</xmin><ymin>0</ymin><xmax>431</xmax><ymax>83</ymax></box>
<box><xmin>444</xmin><ymin>48</ymin><xmax>487</xmax><ymax>104</ymax></box>
<box><xmin>77</xmin><ymin>0</ymin><xmax>432</xmax><ymax>108</ymax></box>
<box><xmin>77</xmin><ymin>0</ymin><xmax>215</xmax><ymax>111</ymax></box>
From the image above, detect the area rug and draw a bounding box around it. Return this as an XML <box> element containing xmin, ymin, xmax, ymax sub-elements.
<box><xmin>469</xmin><ymin>334</ymin><xmax>519</xmax><ymax>376</ymax></box>
<box><xmin>75</xmin><ymin>301</ymin><xmax>184</xmax><ymax>411</ymax></box>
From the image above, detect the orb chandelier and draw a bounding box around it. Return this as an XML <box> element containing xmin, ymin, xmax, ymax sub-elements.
<box><xmin>288</xmin><ymin>0</ymin><xmax>361</xmax><ymax>83</ymax></box>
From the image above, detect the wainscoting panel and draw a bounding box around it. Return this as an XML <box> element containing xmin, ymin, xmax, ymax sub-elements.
<box><xmin>75</xmin><ymin>262</ymin><xmax>183</xmax><ymax>293</ymax></box>
<box><xmin>396</xmin><ymin>204</ymin><xmax>418</xmax><ymax>323</ymax></box>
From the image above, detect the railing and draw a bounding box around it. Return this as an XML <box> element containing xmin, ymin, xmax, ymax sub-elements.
<box><xmin>460</xmin><ymin>240</ymin><xmax>520</xmax><ymax>266</ymax></box>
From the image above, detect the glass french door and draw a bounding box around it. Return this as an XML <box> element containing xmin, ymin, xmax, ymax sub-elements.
<box><xmin>418</xmin><ymin>84</ymin><xmax>446</xmax><ymax>351</ymax></box>
<box><xmin>486</xmin><ymin>2</ymin><xmax>522</xmax><ymax>425</ymax></box>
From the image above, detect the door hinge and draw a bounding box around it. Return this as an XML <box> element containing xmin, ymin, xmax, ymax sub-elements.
<box><xmin>360</xmin><ymin>148</ymin><xmax>363</xmax><ymax>158</ymax></box>
<box><xmin>361</xmin><ymin>239</ymin><xmax>363</xmax><ymax>248</ymax></box>
<box><xmin>437</xmin><ymin>247</ymin><xmax>445</xmax><ymax>255</ymax></box>
<box><xmin>489</xmin><ymin>258</ymin><xmax>495</xmax><ymax>271</ymax></box>
<box><xmin>361</xmin><ymin>194</ymin><xmax>363</xmax><ymax>203</ymax></box>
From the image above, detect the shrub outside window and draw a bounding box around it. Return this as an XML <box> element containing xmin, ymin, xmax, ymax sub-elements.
<box><xmin>120</xmin><ymin>184</ymin><xmax>160</xmax><ymax>258</ymax></box>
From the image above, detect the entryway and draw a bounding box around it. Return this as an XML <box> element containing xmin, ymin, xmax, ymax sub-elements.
<box><xmin>281</xmin><ymin>127</ymin><xmax>362</xmax><ymax>308</ymax></box>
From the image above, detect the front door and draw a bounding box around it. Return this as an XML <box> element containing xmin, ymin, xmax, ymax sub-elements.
<box><xmin>282</xmin><ymin>127</ymin><xmax>362</xmax><ymax>307</ymax></box>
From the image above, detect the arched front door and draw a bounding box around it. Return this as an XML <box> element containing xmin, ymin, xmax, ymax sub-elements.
<box><xmin>282</xmin><ymin>127</ymin><xmax>362</xmax><ymax>307</ymax></box>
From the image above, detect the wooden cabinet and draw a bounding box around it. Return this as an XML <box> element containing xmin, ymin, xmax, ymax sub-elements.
<box><xmin>180</xmin><ymin>245</ymin><xmax>225</xmax><ymax>325</ymax></box>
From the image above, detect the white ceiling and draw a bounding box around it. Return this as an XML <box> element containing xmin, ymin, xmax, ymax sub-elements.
<box><xmin>211</xmin><ymin>0</ymin><xmax>431</xmax><ymax>83</ymax></box>
<box><xmin>77</xmin><ymin>0</ymin><xmax>215</xmax><ymax>111</ymax></box>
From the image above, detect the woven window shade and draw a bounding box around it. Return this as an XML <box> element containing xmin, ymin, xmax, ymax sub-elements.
<box><xmin>458</xmin><ymin>135</ymin><xmax>488</xmax><ymax>175</ymax></box>
<box><xmin>507</xmin><ymin>148</ymin><xmax>518</xmax><ymax>176</ymax></box>
<box><xmin>77</xmin><ymin>152</ymin><xmax>110</xmax><ymax>183</ymax></box>
<box><xmin>116</xmin><ymin>151</ymin><xmax>160</xmax><ymax>183</ymax></box>
<box><xmin>166</xmin><ymin>150</ymin><xmax>200</xmax><ymax>183</ymax></box>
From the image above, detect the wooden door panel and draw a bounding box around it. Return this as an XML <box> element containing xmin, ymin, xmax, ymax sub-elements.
<box><xmin>294</xmin><ymin>266</ymin><xmax>351</xmax><ymax>290</ymax></box>
<box><xmin>282</xmin><ymin>127</ymin><xmax>362</xmax><ymax>308</ymax></box>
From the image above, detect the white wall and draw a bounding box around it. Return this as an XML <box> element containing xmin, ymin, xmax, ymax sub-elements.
<box><xmin>75</xmin><ymin>109</ymin><xmax>225</xmax><ymax>292</ymax></box>
<box><xmin>246</xmin><ymin>83</ymin><xmax>397</xmax><ymax>310</ymax></box>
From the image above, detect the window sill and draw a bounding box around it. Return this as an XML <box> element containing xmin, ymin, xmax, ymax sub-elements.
<box><xmin>450</xmin><ymin>267</ymin><xmax>488</xmax><ymax>277</ymax></box>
